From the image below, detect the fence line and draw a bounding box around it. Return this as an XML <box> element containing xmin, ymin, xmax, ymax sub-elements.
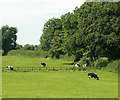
<box><xmin>1</xmin><ymin>66</ymin><xmax>84</xmax><ymax>72</ymax></box>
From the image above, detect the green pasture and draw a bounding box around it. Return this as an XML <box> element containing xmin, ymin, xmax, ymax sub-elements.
<box><xmin>2</xmin><ymin>56</ymin><xmax>73</xmax><ymax>68</ymax></box>
<box><xmin>2</xmin><ymin>56</ymin><xmax>118</xmax><ymax>98</ymax></box>
<box><xmin>2</xmin><ymin>71</ymin><xmax>118</xmax><ymax>98</ymax></box>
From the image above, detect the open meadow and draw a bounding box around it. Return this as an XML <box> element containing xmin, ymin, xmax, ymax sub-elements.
<box><xmin>2</xmin><ymin>56</ymin><xmax>73</xmax><ymax>68</ymax></box>
<box><xmin>1</xmin><ymin>1</ymin><xmax>120</xmax><ymax>99</ymax></box>
<box><xmin>2</xmin><ymin>56</ymin><xmax>118</xmax><ymax>98</ymax></box>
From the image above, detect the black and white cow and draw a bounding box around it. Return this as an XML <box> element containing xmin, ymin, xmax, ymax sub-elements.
<box><xmin>41</xmin><ymin>63</ymin><xmax>46</xmax><ymax>67</ymax></box>
<box><xmin>7</xmin><ymin>66</ymin><xmax>13</xmax><ymax>71</ymax></box>
<box><xmin>75</xmin><ymin>64</ymin><xmax>80</xmax><ymax>67</ymax></box>
<box><xmin>88</xmin><ymin>73</ymin><xmax>99</xmax><ymax>80</ymax></box>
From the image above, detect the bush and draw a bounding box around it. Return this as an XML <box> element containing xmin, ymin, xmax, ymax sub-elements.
<box><xmin>95</xmin><ymin>57</ymin><xmax>109</xmax><ymax>69</ymax></box>
<box><xmin>105</xmin><ymin>60</ymin><xmax>120</xmax><ymax>73</ymax></box>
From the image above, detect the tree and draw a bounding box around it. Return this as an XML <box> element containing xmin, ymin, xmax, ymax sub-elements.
<box><xmin>16</xmin><ymin>44</ymin><xmax>23</xmax><ymax>49</ymax></box>
<box><xmin>23</xmin><ymin>44</ymin><xmax>35</xmax><ymax>50</ymax></box>
<box><xmin>1</xmin><ymin>25</ymin><xmax>18</xmax><ymax>55</ymax></box>
<box><xmin>40</xmin><ymin>2</ymin><xmax>120</xmax><ymax>61</ymax></box>
<box><xmin>72</xmin><ymin>2</ymin><xmax>120</xmax><ymax>61</ymax></box>
<box><xmin>40</xmin><ymin>18</ymin><xmax>62</xmax><ymax>51</ymax></box>
<box><xmin>49</xmin><ymin>30</ymin><xmax>64</xmax><ymax>58</ymax></box>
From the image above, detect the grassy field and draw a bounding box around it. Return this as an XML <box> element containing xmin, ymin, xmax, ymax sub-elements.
<box><xmin>2</xmin><ymin>56</ymin><xmax>73</xmax><ymax>68</ymax></box>
<box><xmin>2</xmin><ymin>56</ymin><xmax>118</xmax><ymax>98</ymax></box>
<box><xmin>2</xmin><ymin>71</ymin><xmax>118</xmax><ymax>98</ymax></box>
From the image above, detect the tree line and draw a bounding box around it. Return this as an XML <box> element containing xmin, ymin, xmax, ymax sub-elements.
<box><xmin>40</xmin><ymin>2</ymin><xmax>120</xmax><ymax>62</ymax></box>
<box><xmin>1</xmin><ymin>2</ymin><xmax>120</xmax><ymax>67</ymax></box>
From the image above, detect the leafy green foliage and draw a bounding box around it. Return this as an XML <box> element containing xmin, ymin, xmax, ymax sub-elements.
<box><xmin>7</xmin><ymin>50</ymin><xmax>48</xmax><ymax>58</ymax></box>
<box><xmin>105</xmin><ymin>59</ymin><xmax>120</xmax><ymax>73</ymax></box>
<box><xmin>40</xmin><ymin>2</ymin><xmax>120</xmax><ymax>63</ymax></box>
<box><xmin>15</xmin><ymin>44</ymin><xmax>23</xmax><ymax>49</ymax></box>
<box><xmin>40</xmin><ymin>18</ymin><xmax>62</xmax><ymax>51</ymax></box>
<box><xmin>16</xmin><ymin>44</ymin><xmax>40</xmax><ymax>51</ymax></box>
<box><xmin>49</xmin><ymin>30</ymin><xmax>64</xmax><ymax>58</ymax></box>
<box><xmin>23</xmin><ymin>44</ymin><xmax>35</xmax><ymax>50</ymax></box>
<box><xmin>74</xmin><ymin>2</ymin><xmax>120</xmax><ymax>61</ymax></box>
<box><xmin>1</xmin><ymin>25</ymin><xmax>18</xmax><ymax>55</ymax></box>
<box><xmin>95</xmin><ymin>57</ymin><xmax>109</xmax><ymax>68</ymax></box>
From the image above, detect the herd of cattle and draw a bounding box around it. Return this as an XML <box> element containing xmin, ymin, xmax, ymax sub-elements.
<box><xmin>6</xmin><ymin>62</ymin><xmax>99</xmax><ymax>80</ymax></box>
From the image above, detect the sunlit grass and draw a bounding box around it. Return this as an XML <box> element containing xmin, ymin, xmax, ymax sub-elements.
<box><xmin>2</xmin><ymin>56</ymin><xmax>118</xmax><ymax>98</ymax></box>
<box><xmin>2</xmin><ymin>56</ymin><xmax>73</xmax><ymax>68</ymax></box>
<box><xmin>2</xmin><ymin>71</ymin><xmax>118</xmax><ymax>98</ymax></box>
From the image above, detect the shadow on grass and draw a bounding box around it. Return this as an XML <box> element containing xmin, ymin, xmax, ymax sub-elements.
<box><xmin>62</xmin><ymin>63</ymin><xmax>74</xmax><ymax>65</ymax></box>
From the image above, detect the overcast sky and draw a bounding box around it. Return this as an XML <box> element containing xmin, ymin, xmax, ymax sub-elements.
<box><xmin>0</xmin><ymin>0</ymin><xmax>86</xmax><ymax>46</ymax></box>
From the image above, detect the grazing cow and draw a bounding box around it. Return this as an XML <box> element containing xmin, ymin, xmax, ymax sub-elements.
<box><xmin>41</xmin><ymin>63</ymin><xmax>46</xmax><ymax>67</ymax></box>
<box><xmin>83</xmin><ymin>63</ymin><xmax>87</xmax><ymax>68</ymax></box>
<box><xmin>82</xmin><ymin>63</ymin><xmax>87</xmax><ymax>71</ymax></box>
<box><xmin>88</xmin><ymin>73</ymin><xmax>99</xmax><ymax>80</ymax></box>
<box><xmin>75</xmin><ymin>64</ymin><xmax>80</xmax><ymax>67</ymax></box>
<box><xmin>7</xmin><ymin>66</ymin><xmax>13</xmax><ymax>71</ymax></box>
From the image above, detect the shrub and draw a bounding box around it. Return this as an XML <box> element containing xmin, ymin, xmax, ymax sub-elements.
<box><xmin>105</xmin><ymin>60</ymin><xmax>120</xmax><ymax>73</ymax></box>
<box><xmin>95</xmin><ymin>57</ymin><xmax>109</xmax><ymax>69</ymax></box>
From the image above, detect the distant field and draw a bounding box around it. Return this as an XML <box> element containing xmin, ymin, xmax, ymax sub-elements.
<box><xmin>2</xmin><ymin>56</ymin><xmax>73</xmax><ymax>68</ymax></box>
<box><xmin>2</xmin><ymin>56</ymin><xmax>118</xmax><ymax>98</ymax></box>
